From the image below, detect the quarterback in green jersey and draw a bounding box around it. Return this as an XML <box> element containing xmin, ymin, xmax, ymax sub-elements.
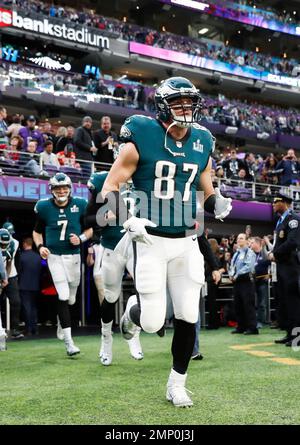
<box><xmin>33</xmin><ymin>173</ymin><xmax>92</xmax><ymax>357</ymax></box>
<box><xmin>101</xmin><ymin>77</ymin><xmax>232</xmax><ymax>407</ymax></box>
<box><xmin>85</xmin><ymin>169</ymin><xmax>143</xmax><ymax>366</ymax></box>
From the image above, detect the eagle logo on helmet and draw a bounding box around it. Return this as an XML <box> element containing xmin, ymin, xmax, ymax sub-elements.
<box><xmin>49</xmin><ymin>173</ymin><xmax>72</xmax><ymax>203</ymax></box>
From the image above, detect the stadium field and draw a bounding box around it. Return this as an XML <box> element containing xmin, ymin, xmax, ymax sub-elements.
<box><xmin>1</xmin><ymin>327</ymin><xmax>300</xmax><ymax>425</ymax></box>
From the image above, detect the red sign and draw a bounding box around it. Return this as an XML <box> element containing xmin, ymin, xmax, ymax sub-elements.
<box><xmin>0</xmin><ymin>8</ymin><xmax>12</xmax><ymax>27</ymax></box>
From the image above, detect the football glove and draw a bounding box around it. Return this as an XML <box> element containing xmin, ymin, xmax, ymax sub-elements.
<box><xmin>214</xmin><ymin>188</ymin><xmax>232</xmax><ymax>221</ymax></box>
<box><xmin>122</xmin><ymin>216</ymin><xmax>157</xmax><ymax>246</ymax></box>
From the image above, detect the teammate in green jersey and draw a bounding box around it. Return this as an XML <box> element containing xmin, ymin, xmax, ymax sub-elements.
<box><xmin>101</xmin><ymin>77</ymin><xmax>232</xmax><ymax>407</ymax></box>
<box><xmin>85</xmin><ymin>170</ymin><xmax>143</xmax><ymax>365</ymax></box>
<box><xmin>33</xmin><ymin>173</ymin><xmax>92</xmax><ymax>357</ymax></box>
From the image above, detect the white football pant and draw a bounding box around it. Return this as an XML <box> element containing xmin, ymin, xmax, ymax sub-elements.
<box><xmin>132</xmin><ymin>235</ymin><xmax>204</xmax><ymax>333</ymax></box>
<box><xmin>47</xmin><ymin>253</ymin><xmax>81</xmax><ymax>305</ymax></box>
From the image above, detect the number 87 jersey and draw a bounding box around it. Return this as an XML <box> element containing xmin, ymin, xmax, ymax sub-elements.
<box><xmin>34</xmin><ymin>197</ymin><xmax>87</xmax><ymax>255</ymax></box>
<box><xmin>120</xmin><ymin>115</ymin><xmax>215</xmax><ymax>235</ymax></box>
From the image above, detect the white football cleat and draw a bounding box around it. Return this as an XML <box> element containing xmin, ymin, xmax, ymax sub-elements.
<box><xmin>65</xmin><ymin>342</ymin><xmax>80</xmax><ymax>357</ymax></box>
<box><xmin>166</xmin><ymin>369</ymin><xmax>193</xmax><ymax>408</ymax></box>
<box><xmin>0</xmin><ymin>334</ymin><xmax>7</xmax><ymax>351</ymax></box>
<box><xmin>99</xmin><ymin>332</ymin><xmax>113</xmax><ymax>366</ymax></box>
<box><xmin>56</xmin><ymin>317</ymin><xmax>64</xmax><ymax>341</ymax></box>
<box><xmin>127</xmin><ymin>327</ymin><xmax>143</xmax><ymax>360</ymax></box>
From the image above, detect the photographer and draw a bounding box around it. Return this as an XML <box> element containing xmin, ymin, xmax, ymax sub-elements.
<box><xmin>271</xmin><ymin>149</ymin><xmax>300</xmax><ymax>186</ymax></box>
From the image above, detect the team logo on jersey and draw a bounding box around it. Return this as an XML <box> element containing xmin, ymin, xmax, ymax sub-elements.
<box><xmin>70</xmin><ymin>205</ymin><xmax>79</xmax><ymax>213</ymax></box>
<box><xmin>289</xmin><ymin>220</ymin><xmax>299</xmax><ymax>229</ymax></box>
<box><xmin>193</xmin><ymin>139</ymin><xmax>204</xmax><ymax>153</ymax></box>
<box><xmin>120</xmin><ymin>125</ymin><xmax>131</xmax><ymax>138</ymax></box>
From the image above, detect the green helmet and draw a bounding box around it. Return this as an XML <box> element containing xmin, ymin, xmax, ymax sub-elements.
<box><xmin>0</xmin><ymin>228</ymin><xmax>11</xmax><ymax>251</ymax></box>
<box><xmin>154</xmin><ymin>76</ymin><xmax>202</xmax><ymax>127</ymax></box>
<box><xmin>2</xmin><ymin>222</ymin><xmax>15</xmax><ymax>235</ymax></box>
<box><xmin>49</xmin><ymin>172</ymin><xmax>72</xmax><ymax>203</ymax></box>
<box><xmin>87</xmin><ymin>171</ymin><xmax>107</xmax><ymax>193</ymax></box>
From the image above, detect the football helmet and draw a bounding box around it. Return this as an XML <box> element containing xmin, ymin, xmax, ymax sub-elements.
<box><xmin>155</xmin><ymin>77</ymin><xmax>202</xmax><ymax>128</ymax></box>
<box><xmin>49</xmin><ymin>172</ymin><xmax>72</xmax><ymax>203</ymax></box>
<box><xmin>2</xmin><ymin>222</ymin><xmax>15</xmax><ymax>235</ymax></box>
<box><xmin>0</xmin><ymin>228</ymin><xmax>11</xmax><ymax>252</ymax></box>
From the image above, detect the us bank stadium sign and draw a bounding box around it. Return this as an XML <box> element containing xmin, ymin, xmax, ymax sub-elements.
<box><xmin>0</xmin><ymin>177</ymin><xmax>89</xmax><ymax>202</ymax></box>
<box><xmin>0</xmin><ymin>8</ymin><xmax>109</xmax><ymax>49</ymax></box>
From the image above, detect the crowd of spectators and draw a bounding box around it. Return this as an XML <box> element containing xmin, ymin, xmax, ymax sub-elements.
<box><xmin>2</xmin><ymin>60</ymin><xmax>300</xmax><ymax>140</ymax></box>
<box><xmin>1</xmin><ymin>102</ymin><xmax>299</xmax><ymax>193</ymax></box>
<box><xmin>1</xmin><ymin>0</ymin><xmax>300</xmax><ymax>77</ymax></box>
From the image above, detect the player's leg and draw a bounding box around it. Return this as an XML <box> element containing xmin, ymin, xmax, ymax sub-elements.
<box><xmin>93</xmin><ymin>244</ymin><xmax>105</xmax><ymax>306</ymax></box>
<box><xmin>99</xmin><ymin>248</ymin><xmax>126</xmax><ymax>365</ymax></box>
<box><xmin>48</xmin><ymin>254</ymin><xmax>80</xmax><ymax>356</ymax></box>
<box><xmin>166</xmin><ymin>237</ymin><xmax>204</xmax><ymax>407</ymax></box>
<box><xmin>121</xmin><ymin>239</ymin><xmax>167</xmax><ymax>336</ymax></box>
<box><xmin>0</xmin><ymin>307</ymin><xmax>7</xmax><ymax>351</ymax></box>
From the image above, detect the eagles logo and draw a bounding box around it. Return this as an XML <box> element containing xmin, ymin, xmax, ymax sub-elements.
<box><xmin>120</xmin><ymin>125</ymin><xmax>131</xmax><ymax>138</ymax></box>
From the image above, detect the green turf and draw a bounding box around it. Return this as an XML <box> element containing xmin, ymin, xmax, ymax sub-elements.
<box><xmin>1</xmin><ymin>327</ymin><xmax>300</xmax><ymax>425</ymax></box>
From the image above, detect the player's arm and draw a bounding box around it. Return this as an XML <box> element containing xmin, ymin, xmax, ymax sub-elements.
<box><xmin>69</xmin><ymin>228</ymin><xmax>93</xmax><ymax>246</ymax></box>
<box><xmin>199</xmin><ymin>158</ymin><xmax>232</xmax><ymax>221</ymax></box>
<box><xmin>86</xmin><ymin>245</ymin><xmax>95</xmax><ymax>267</ymax></box>
<box><xmin>101</xmin><ymin>142</ymin><xmax>156</xmax><ymax>245</ymax></box>
<box><xmin>33</xmin><ymin>211</ymin><xmax>50</xmax><ymax>259</ymax></box>
<box><xmin>100</xmin><ymin>143</ymin><xmax>139</xmax><ymax>224</ymax></box>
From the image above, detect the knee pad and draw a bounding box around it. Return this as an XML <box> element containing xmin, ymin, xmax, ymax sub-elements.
<box><xmin>104</xmin><ymin>286</ymin><xmax>121</xmax><ymax>304</ymax></box>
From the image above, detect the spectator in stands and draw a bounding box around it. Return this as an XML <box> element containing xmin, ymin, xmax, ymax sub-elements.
<box><xmin>18</xmin><ymin>237</ymin><xmax>42</xmax><ymax>336</ymax></box>
<box><xmin>57</xmin><ymin>143</ymin><xmax>81</xmax><ymax>170</ymax></box>
<box><xmin>221</xmin><ymin>149</ymin><xmax>247</xmax><ymax>179</ymax></box>
<box><xmin>0</xmin><ymin>106</ymin><xmax>8</xmax><ymax>149</ymax></box>
<box><xmin>42</xmin><ymin>122</ymin><xmax>56</xmax><ymax>145</ymax></box>
<box><xmin>5</xmin><ymin>135</ymin><xmax>23</xmax><ymax>162</ymax></box>
<box><xmin>274</xmin><ymin>149</ymin><xmax>300</xmax><ymax>186</ymax></box>
<box><xmin>262</xmin><ymin>153</ymin><xmax>278</xmax><ymax>184</ymax></box>
<box><xmin>113</xmin><ymin>83</ymin><xmax>127</xmax><ymax>106</ymax></box>
<box><xmin>93</xmin><ymin>116</ymin><xmax>118</xmax><ymax>165</ymax></box>
<box><xmin>137</xmin><ymin>85</ymin><xmax>146</xmax><ymax>110</ymax></box>
<box><xmin>74</xmin><ymin>116</ymin><xmax>96</xmax><ymax>174</ymax></box>
<box><xmin>249</xmin><ymin>237</ymin><xmax>271</xmax><ymax>328</ymax></box>
<box><xmin>40</xmin><ymin>140</ymin><xmax>60</xmax><ymax>168</ymax></box>
<box><xmin>19</xmin><ymin>115</ymin><xmax>44</xmax><ymax>153</ymax></box>
<box><xmin>19</xmin><ymin>140</ymin><xmax>48</xmax><ymax>177</ymax></box>
<box><xmin>6</xmin><ymin>114</ymin><xmax>23</xmax><ymax>139</ymax></box>
<box><xmin>229</xmin><ymin>233</ymin><xmax>258</xmax><ymax>335</ymax></box>
<box><xmin>96</xmin><ymin>80</ymin><xmax>110</xmax><ymax>103</ymax></box>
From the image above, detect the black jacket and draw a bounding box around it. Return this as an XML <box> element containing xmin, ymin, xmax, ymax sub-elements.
<box><xmin>74</xmin><ymin>126</ymin><xmax>94</xmax><ymax>161</ymax></box>
<box><xmin>273</xmin><ymin>211</ymin><xmax>300</xmax><ymax>265</ymax></box>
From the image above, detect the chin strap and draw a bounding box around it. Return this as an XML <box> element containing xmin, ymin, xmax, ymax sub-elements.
<box><xmin>164</xmin><ymin>121</ymin><xmax>186</xmax><ymax>157</ymax></box>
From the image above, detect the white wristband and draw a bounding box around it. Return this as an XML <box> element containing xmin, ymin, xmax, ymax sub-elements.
<box><xmin>79</xmin><ymin>234</ymin><xmax>88</xmax><ymax>243</ymax></box>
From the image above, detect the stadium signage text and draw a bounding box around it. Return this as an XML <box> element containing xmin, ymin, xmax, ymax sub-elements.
<box><xmin>0</xmin><ymin>177</ymin><xmax>89</xmax><ymax>202</ymax></box>
<box><xmin>0</xmin><ymin>9</ymin><xmax>109</xmax><ymax>49</ymax></box>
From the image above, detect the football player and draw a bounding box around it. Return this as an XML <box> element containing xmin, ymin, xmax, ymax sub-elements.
<box><xmin>101</xmin><ymin>77</ymin><xmax>232</xmax><ymax>407</ymax></box>
<box><xmin>85</xmin><ymin>170</ymin><xmax>143</xmax><ymax>366</ymax></box>
<box><xmin>0</xmin><ymin>231</ymin><xmax>9</xmax><ymax>351</ymax></box>
<box><xmin>33</xmin><ymin>173</ymin><xmax>92</xmax><ymax>356</ymax></box>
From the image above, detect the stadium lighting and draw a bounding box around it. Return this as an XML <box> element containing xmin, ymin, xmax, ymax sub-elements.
<box><xmin>170</xmin><ymin>0</ymin><xmax>209</xmax><ymax>12</ymax></box>
<box><xmin>198</xmin><ymin>28</ymin><xmax>209</xmax><ymax>34</ymax></box>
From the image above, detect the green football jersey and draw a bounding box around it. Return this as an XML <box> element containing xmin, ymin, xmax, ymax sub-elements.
<box><xmin>1</xmin><ymin>240</ymin><xmax>15</xmax><ymax>263</ymax></box>
<box><xmin>120</xmin><ymin>115</ymin><xmax>214</xmax><ymax>235</ymax></box>
<box><xmin>34</xmin><ymin>196</ymin><xmax>87</xmax><ymax>255</ymax></box>
<box><xmin>87</xmin><ymin>171</ymin><xmax>135</xmax><ymax>250</ymax></box>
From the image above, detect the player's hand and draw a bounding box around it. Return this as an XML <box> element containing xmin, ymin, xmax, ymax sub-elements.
<box><xmin>214</xmin><ymin>188</ymin><xmax>232</xmax><ymax>221</ymax></box>
<box><xmin>40</xmin><ymin>247</ymin><xmax>50</xmax><ymax>259</ymax></box>
<box><xmin>268</xmin><ymin>252</ymin><xmax>275</xmax><ymax>261</ymax></box>
<box><xmin>122</xmin><ymin>216</ymin><xmax>157</xmax><ymax>246</ymax></box>
<box><xmin>212</xmin><ymin>270</ymin><xmax>221</xmax><ymax>284</ymax></box>
<box><xmin>1</xmin><ymin>279</ymin><xmax>8</xmax><ymax>288</ymax></box>
<box><xmin>69</xmin><ymin>233</ymin><xmax>80</xmax><ymax>246</ymax></box>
